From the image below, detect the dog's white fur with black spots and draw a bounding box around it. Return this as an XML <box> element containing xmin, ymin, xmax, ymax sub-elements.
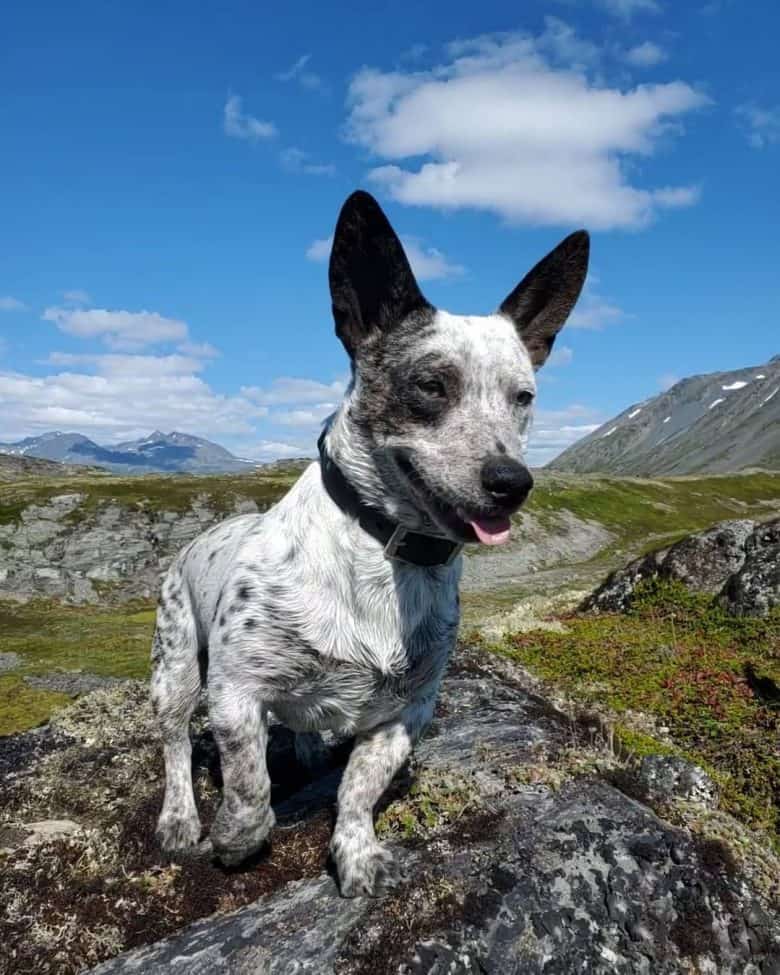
<box><xmin>151</xmin><ymin>191</ymin><xmax>589</xmax><ymax>897</ymax></box>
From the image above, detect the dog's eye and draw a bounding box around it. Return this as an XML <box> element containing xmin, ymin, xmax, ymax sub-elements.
<box><xmin>515</xmin><ymin>390</ymin><xmax>534</xmax><ymax>407</ymax></box>
<box><xmin>415</xmin><ymin>377</ymin><xmax>447</xmax><ymax>399</ymax></box>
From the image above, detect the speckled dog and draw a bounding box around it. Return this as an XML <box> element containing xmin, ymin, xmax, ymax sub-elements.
<box><xmin>151</xmin><ymin>191</ymin><xmax>589</xmax><ymax>896</ymax></box>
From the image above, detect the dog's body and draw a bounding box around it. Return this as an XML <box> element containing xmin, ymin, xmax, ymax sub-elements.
<box><xmin>151</xmin><ymin>191</ymin><xmax>588</xmax><ymax>896</ymax></box>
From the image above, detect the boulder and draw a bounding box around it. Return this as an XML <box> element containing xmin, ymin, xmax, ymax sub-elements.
<box><xmin>661</xmin><ymin>519</ymin><xmax>755</xmax><ymax>593</ymax></box>
<box><xmin>630</xmin><ymin>755</ymin><xmax>718</xmax><ymax>809</ymax></box>
<box><xmin>720</xmin><ymin>519</ymin><xmax>780</xmax><ymax>617</ymax></box>
<box><xmin>582</xmin><ymin>548</ymin><xmax>667</xmax><ymax>613</ymax></box>
<box><xmin>584</xmin><ymin>518</ymin><xmax>780</xmax><ymax>617</ymax></box>
<box><xmin>82</xmin><ymin>651</ymin><xmax>779</xmax><ymax>975</ymax></box>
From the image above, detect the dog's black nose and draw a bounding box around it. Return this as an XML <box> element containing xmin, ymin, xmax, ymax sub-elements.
<box><xmin>480</xmin><ymin>456</ymin><xmax>534</xmax><ymax>507</ymax></box>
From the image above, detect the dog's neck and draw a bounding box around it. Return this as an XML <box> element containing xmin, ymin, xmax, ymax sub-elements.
<box><xmin>319</xmin><ymin>405</ymin><xmax>462</xmax><ymax>568</ymax></box>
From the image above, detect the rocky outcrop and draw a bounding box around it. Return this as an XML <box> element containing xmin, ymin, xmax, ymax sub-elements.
<box><xmin>584</xmin><ymin>517</ymin><xmax>780</xmax><ymax>617</ymax></box>
<box><xmin>0</xmin><ymin>494</ymin><xmax>265</xmax><ymax>603</ymax></box>
<box><xmin>3</xmin><ymin>651</ymin><xmax>775</xmax><ymax>974</ymax></box>
<box><xmin>85</xmin><ymin>651</ymin><xmax>778</xmax><ymax>975</ymax></box>
<box><xmin>721</xmin><ymin>519</ymin><xmax>780</xmax><ymax>618</ymax></box>
<box><xmin>0</xmin><ymin>489</ymin><xmax>615</xmax><ymax>606</ymax></box>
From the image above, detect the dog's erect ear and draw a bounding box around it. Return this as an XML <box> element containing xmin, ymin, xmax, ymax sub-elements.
<box><xmin>329</xmin><ymin>191</ymin><xmax>431</xmax><ymax>358</ymax></box>
<box><xmin>499</xmin><ymin>230</ymin><xmax>590</xmax><ymax>370</ymax></box>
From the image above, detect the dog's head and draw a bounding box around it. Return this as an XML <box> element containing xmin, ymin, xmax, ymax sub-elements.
<box><xmin>328</xmin><ymin>191</ymin><xmax>589</xmax><ymax>546</ymax></box>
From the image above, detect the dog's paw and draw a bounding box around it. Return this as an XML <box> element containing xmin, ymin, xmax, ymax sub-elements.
<box><xmin>331</xmin><ymin>836</ymin><xmax>404</xmax><ymax>898</ymax></box>
<box><xmin>156</xmin><ymin>812</ymin><xmax>202</xmax><ymax>853</ymax></box>
<box><xmin>210</xmin><ymin>805</ymin><xmax>275</xmax><ymax>867</ymax></box>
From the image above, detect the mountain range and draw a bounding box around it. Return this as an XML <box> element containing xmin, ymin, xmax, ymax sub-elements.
<box><xmin>3</xmin><ymin>356</ymin><xmax>779</xmax><ymax>477</ymax></box>
<box><xmin>0</xmin><ymin>430</ymin><xmax>262</xmax><ymax>475</ymax></box>
<box><xmin>549</xmin><ymin>356</ymin><xmax>780</xmax><ymax>475</ymax></box>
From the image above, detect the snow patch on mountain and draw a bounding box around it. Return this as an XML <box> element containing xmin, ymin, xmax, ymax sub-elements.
<box><xmin>549</xmin><ymin>356</ymin><xmax>780</xmax><ymax>475</ymax></box>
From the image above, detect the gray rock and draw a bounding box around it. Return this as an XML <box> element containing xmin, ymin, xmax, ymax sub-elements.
<box><xmin>582</xmin><ymin>548</ymin><xmax>667</xmax><ymax>612</ymax></box>
<box><xmin>24</xmin><ymin>672</ymin><xmax>127</xmax><ymax>695</ymax></box>
<box><xmin>0</xmin><ymin>493</ymin><xmax>271</xmax><ymax>604</ymax></box>
<box><xmin>661</xmin><ymin>519</ymin><xmax>755</xmax><ymax>593</ymax></box>
<box><xmin>0</xmin><ymin>652</ymin><xmax>22</xmax><ymax>674</ymax></box>
<box><xmin>22</xmin><ymin>818</ymin><xmax>82</xmax><ymax>846</ymax></box>
<box><xmin>632</xmin><ymin>755</ymin><xmax>718</xmax><ymax>808</ymax></box>
<box><xmin>720</xmin><ymin>519</ymin><xmax>780</xmax><ymax>617</ymax></box>
<box><xmin>87</xmin><ymin>651</ymin><xmax>779</xmax><ymax>975</ymax></box>
<box><xmin>584</xmin><ymin>518</ymin><xmax>780</xmax><ymax>617</ymax></box>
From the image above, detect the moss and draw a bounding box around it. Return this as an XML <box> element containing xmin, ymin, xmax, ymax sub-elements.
<box><xmin>486</xmin><ymin>579</ymin><xmax>780</xmax><ymax>848</ymax></box>
<box><xmin>376</xmin><ymin>769</ymin><xmax>479</xmax><ymax>841</ymax></box>
<box><xmin>0</xmin><ymin>599</ymin><xmax>156</xmax><ymax>680</ymax></box>
<box><xmin>0</xmin><ymin>600</ymin><xmax>158</xmax><ymax>733</ymax></box>
<box><xmin>0</xmin><ymin>674</ymin><xmax>71</xmax><ymax>736</ymax></box>
<box><xmin>504</xmin><ymin>747</ymin><xmax>608</xmax><ymax>791</ymax></box>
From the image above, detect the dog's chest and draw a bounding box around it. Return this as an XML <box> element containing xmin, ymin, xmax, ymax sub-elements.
<box><xmin>240</xmin><ymin>537</ymin><xmax>460</xmax><ymax>732</ymax></box>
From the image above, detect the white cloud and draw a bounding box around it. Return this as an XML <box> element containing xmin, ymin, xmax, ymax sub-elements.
<box><xmin>274</xmin><ymin>54</ymin><xmax>323</xmax><ymax>90</ymax></box>
<box><xmin>223</xmin><ymin>94</ymin><xmax>277</xmax><ymax>141</ymax></box>
<box><xmin>547</xmin><ymin>344</ymin><xmax>574</xmax><ymax>367</ymax></box>
<box><xmin>536</xmin><ymin>16</ymin><xmax>601</xmax><ymax>69</ymax></box>
<box><xmin>567</xmin><ymin>278</ymin><xmax>625</xmax><ymax>329</ymax></box>
<box><xmin>62</xmin><ymin>289</ymin><xmax>92</xmax><ymax>305</ymax></box>
<box><xmin>177</xmin><ymin>341</ymin><xmax>220</xmax><ymax>359</ymax></box>
<box><xmin>0</xmin><ymin>356</ymin><xmax>267</xmax><ymax>444</ymax></box>
<box><xmin>345</xmin><ymin>28</ymin><xmax>708</xmax><ymax>229</ymax></box>
<box><xmin>400</xmin><ymin>238</ymin><xmax>465</xmax><ymax>281</ymax></box>
<box><xmin>658</xmin><ymin>372</ymin><xmax>679</xmax><ymax>391</ymax></box>
<box><xmin>274</xmin><ymin>405</ymin><xmax>335</xmax><ymax>427</ymax></box>
<box><xmin>0</xmin><ymin>296</ymin><xmax>27</xmax><ymax>312</ymax></box>
<box><xmin>735</xmin><ymin>103</ymin><xmax>780</xmax><ymax>149</ymax></box>
<box><xmin>42</xmin><ymin>306</ymin><xmax>188</xmax><ymax>350</ymax></box>
<box><xmin>306</xmin><ymin>237</ymin><xmax>333</xmax><ymax>262</ymax></box>
<box><xmin>45</xmin><ymin>352</ymin><xmax>206</xmax><ymax>376</ymax></box>
<box><xmin>306</xmin><ymin>234</ymin><xmax>464</xmax><ymax>281</ymax></box>
<box><xmin>623</xmin><ymin>41</ymin><xmax>668</xmax><ymax>67</ymax></box>
<box><xmin>235</xmin><ymin>439</ymin><xmax>313</xmax><ymax>461</ymax></box>
<box><xmin>526</xmin><ymin>403</ymin><xmax>605</xmax><ymax>465</ymax></box>
<box><xmin>596</xmin><ymin>0</ymin><xmax>661</xmax><ymax>19</ymax></box>
<box><xmin>242</xmin><ymin>376</ymin><xmax>347</xmax><ymax>406</ymax></box>
<box><xmin>280</xmin><ymin>147</ymin><xmax>336</xmax><ymax>177</ymax></box>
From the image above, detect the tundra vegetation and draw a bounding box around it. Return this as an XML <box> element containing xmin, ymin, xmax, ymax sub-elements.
<box><xmin>0</xmin><ymin>466</ymin><xmax>778</xmax><ymax>972</ymax></box>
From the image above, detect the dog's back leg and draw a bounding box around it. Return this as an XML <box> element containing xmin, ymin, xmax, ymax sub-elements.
<box><xmin>151</xmin><ymin>568</ymin><xmax>203</xmax><ymax>853</ymax></box>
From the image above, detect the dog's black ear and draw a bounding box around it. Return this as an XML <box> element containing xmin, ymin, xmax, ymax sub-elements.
<box><xmin>329</xmin><ymin>191</ymin><xmax>431</xmax><ymax>358</ymax></box>
<box><xmin>499</xmin><ymin>230</ymin><xmax>589</xmax><ymax>369</ymax></box>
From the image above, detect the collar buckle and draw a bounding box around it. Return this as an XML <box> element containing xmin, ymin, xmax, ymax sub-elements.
<box><xmin>383</xmin><ymin>524</ymin><xmax>409</xmax><ymax>562</ymax></box>
<box><xmin>383</xmin><ymin>524</ymin><xmax>463</xmax><ymax>566</ymax></box>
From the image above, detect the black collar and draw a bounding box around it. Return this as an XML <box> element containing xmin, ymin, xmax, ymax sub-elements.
<box><xmin>318</xmin><ymin>432</ymin><xmax>462</xmax><ymax>568</ymax></box>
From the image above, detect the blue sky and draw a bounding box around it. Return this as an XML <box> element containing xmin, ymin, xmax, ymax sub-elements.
<box><xmin>1</xmin><ymin>0</ymin><xmax>778</xmax><ymax>464</ymax></box>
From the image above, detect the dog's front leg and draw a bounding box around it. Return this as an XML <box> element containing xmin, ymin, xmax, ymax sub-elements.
<box><xmin>331</xmin><ymin>698</ymin><xmax>433</xmax><ymax>897</ymax></box>
<box><xmin>208</xmin><ymin>684</ymin><xmax>275</xmax><ymax>867</ymax></box>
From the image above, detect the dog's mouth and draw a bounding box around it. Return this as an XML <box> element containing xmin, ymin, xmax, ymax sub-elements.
<box><xmin>393</xmin><ymin>452</ymin><xmax>513</xmax><ymax>546</ymax></box>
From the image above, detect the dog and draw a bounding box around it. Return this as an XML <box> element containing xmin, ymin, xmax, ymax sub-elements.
<box><xmin>150</xmin><ymin>190</ymin><xmax>588</xmax><ymax>897</ymax></box>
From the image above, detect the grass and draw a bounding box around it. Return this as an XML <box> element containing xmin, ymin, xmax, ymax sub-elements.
<box><xmin>0</xmin><ymin>469</ymin><xmax>299</xmax><ymax>526</ymax></box>
<box><xmin>527</xmin><ymin>470</ymin><xmax>780</xmax><ymax>550</ymax></box>
<box><xmin>0</xmin><ymin>600</ymin><xmax>157</xmax><ymax>734</ymax></box>
<box><xmin>481</xmin><ymin>578</ymin><xmax>780</xmax><ymax>848</ymax></box>
<box><xmin>0</xmin><ymin>675</ymin><xmax>72</xmax><ymax>737</ymax></box>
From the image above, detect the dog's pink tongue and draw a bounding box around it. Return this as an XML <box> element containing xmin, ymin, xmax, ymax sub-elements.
<box><xmin>470</xmin><ymin>516</ymin><xmax>512</xmax><ymax>546</ymax></box>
